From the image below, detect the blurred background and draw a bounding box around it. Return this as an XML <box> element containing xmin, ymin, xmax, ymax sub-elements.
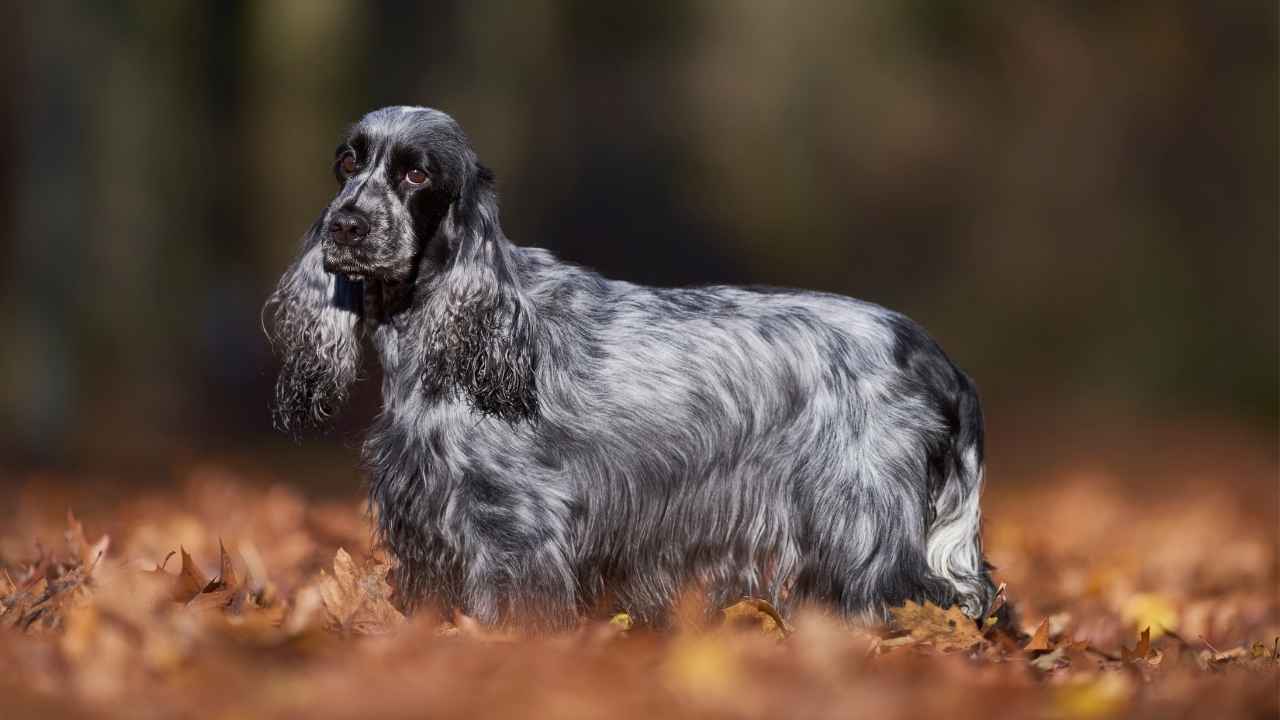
<box><xmin>0</xmin><ymin>1</ymin><xmax>1275</xmax><ymax>492</ymax></box>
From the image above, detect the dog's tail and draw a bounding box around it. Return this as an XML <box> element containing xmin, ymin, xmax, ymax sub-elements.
<box><xmin>924</xmin><ymin>371</ymin><xmax>998</xmax><ymax>619</ymax></box>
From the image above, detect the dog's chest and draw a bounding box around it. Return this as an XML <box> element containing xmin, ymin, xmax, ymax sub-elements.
<box><xmin>370</xmin><ymin>323</ymin><xmax>466</xmax><ymax>454</ymax></box>
<box><xmin>373</xmin><ymin>324</ymin><xmax>419</xmax><ymax>411</ymax></box>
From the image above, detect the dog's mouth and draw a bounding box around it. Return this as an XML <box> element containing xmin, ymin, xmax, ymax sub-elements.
<box><xmin>322</xmin><ymin>241</ymin><xmax>420</xmax><ymax>302</ymax></box>
<box><xmin>322</xmin><ymin>241</ymin><xmax>374</xmax><ymax>278</ymax></box>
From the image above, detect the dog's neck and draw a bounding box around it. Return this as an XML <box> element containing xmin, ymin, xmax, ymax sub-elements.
<box><xmin>361</xmin><ymin>278</ymin><xmax>416</xmax><ymax>325</ymax></box>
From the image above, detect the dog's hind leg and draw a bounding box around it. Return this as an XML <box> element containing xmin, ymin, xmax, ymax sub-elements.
<box><xmin>924</xmin><ymin>379</ymin><xmax>997</xmax><ymax>619</ymax></box>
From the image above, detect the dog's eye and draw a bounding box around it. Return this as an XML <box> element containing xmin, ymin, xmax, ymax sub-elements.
<box><xmin>405</xmin><ymin>168</ymin><xmax>428</xmax><ymax>186</ymax></box>
<box><xmin>339</xmin><ymin>152</ymin><xmax>358</xmax><ymax>176</ymax></box>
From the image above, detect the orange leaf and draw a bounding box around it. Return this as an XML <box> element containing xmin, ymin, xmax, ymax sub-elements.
<box><xmin>721</xmin><ymin>598</ymin><xmax>789</xmax><ymax>639</ymax></box>
<box><xmin>1025</xmin><ymin>618</ymin><xmax>1053</xmax><ymax>652</ymax></box>
<box><xmin>888</xmin><ymin>601</ymin><xmax>985</xmax><ymax>652</ymax></box>
<box><xmin>1121</xmin><ymin>627</ymin><xmax>1152</xmax><ymax>663</ymax></box>
<box><xmin>173</xmin><ymin>547</ymin><xmax>209</xmax><ymax>603</ymax></box>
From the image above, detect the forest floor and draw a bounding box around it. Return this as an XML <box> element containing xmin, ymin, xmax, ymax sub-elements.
<box><xmin>1</xmin><ymin>426</ymin><xmax>1276</xmax><ymax>719</ymax></box>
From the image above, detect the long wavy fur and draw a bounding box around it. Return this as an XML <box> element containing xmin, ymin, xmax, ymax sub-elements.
<box><xmin>419</xmin><ymin>166</ymin><xmax>538</xmax><ymax>422</ymax></box>
<box><xmin>265</xmin><ymin>222</ymin><xmax>364</xmax><ymax>436</ymax></box>
<box><xmin>270</xmin><ymin>106</ymin><xmax>1002</xmax><ymax>631</ymax></box>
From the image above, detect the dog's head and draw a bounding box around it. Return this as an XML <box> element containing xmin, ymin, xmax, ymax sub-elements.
<box><xmin>266</xmin><ymin>107</ymin><xmax>538</xmax><ymax>435</ymax></box>
<box><xmin>320</xmin><ymin>107</ymin><xmax>474</xmax><ymax>285</ymax></box>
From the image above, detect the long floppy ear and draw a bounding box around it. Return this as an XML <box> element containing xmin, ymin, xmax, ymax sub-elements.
<box><xmin>264</xmin><ymin>220</ymin><xmax>365</xmax><ymax>436</ymax></box>
<box><xmin>419</xmin><ymin>164</ymin><xmax>538</xmax><ymax>421</ymax></box>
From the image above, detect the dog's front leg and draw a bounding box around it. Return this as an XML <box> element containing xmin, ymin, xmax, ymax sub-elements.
<box><xmin>458</xmin><ymin>511</ymin><xmax>579</xmax><ymax>630</ymax></box>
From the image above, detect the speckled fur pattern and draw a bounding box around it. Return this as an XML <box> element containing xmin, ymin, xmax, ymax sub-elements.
<box><xmin>268</xmin><ymin>106</ymin><xmax>999</xmax><ymax>629</ymax></box>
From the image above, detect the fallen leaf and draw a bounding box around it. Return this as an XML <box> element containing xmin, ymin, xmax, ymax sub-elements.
<box><xmin>1122</xmin><ymin>593</ymin><xmax>1177</xmax><ymax>640</ymax></box>
<box><xmin>64</xmin><ymin>511</ymin><xmax>87</xmax><ymax>562</ymax></box>
<box><xmin>0</xmin><ymin>570</ymin><xmax>15</xmax><ymax>614</ymax></box>
<box><xmin>173</xmin><ymin>547</ymin><xmax>209</xmax><ymax>603</ymax></box>
<box><xmin>203</xmin><ymin>539</ymin><xmax>240</xmax><ymax>593</ymax></box>
<box><xmin>888</xmin><ymin>601</ymin><xmax>985</xmax><ymax>652</ymax></box>
<box><xmin>1053</xmin><ymin>673</ymin><xmax>1132</xmax><ymax>718</ymax></box>
<box><xmin>1030</xmin><ymin>647</ymin><xmax>1067</xmax><ymax>671</ymax></box>
<box><xmin>1025</xmin><ymin>618</ymin><xmax>1053</xmax><ymax>652</ymax></box>
<box><xmin>721</xmin><ymin>598</ymin><xmax>788</xmax><ymax>639</ymax></box>
<box><xmin>7</xmin><ymin>577</ymin><xmax>48</xmax><ymax>630</ymax></box>
<box><xmin>1211</xmin><ymin>646</ymin><xmax>1248</xmax><ymax>663</ymax></box>
<box><xmin>150</xmin><ymin>551</ymin><xmax>177</xmax><ymax>574</ymax></box>
<box><xmin>1121</xmin><ymin>627</ymin><xmax>1152</xmax><ymax>663</ymax></box>
<box><xmin>317</xmin><ymin>548</ymin><xmax>404</xmax><ymax>634</ymax></box>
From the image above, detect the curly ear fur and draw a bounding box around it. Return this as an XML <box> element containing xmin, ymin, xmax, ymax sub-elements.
<box><xmin>419</xmin><ymin>165</ymin><xmax>538</xmax><ymax>422</ymax></box>
<box><xmin>265</xmin><ymin>222</ymin><xmax>365</xmax><ymax>435</ymax></box>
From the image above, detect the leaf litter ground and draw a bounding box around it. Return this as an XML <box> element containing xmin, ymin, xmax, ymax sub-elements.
<box><xmin>1</xmin><ymin>433</ymin><xmax>1276</xmax><ymax>719</ymax></box>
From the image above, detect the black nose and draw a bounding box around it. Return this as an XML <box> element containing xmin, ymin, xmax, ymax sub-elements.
<box><xmin>328</xmin><ymin>211</ymin><xmax>370</xmax><ymax>246</ymax></box>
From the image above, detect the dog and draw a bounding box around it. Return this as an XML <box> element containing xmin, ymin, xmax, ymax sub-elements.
<box><xmin>266</xmin><ymin>106</ymin><xmax>999</xmax><ymax>629</ymax></box>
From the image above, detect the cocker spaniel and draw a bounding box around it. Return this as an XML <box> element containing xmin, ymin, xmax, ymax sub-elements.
<box><xmin>266</xmin><ymin>106</ymin><xmax>999</xmax><ymax>629</ymax></box>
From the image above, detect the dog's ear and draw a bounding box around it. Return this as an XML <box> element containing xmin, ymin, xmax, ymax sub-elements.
<box><xmin>419</xmin><ymin>164</ymin><xmax>538</xmax><ymax>421</ymax></box>
<box><xmin>264</xmin><ymin>220</ymin><xmax>365</xmax><ymax>436</ymax></box>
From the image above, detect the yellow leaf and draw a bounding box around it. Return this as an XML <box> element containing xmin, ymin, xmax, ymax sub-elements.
<box><xmin>1053</xmin><ymin>673</ymin><xmax>1132</xmax><ymax>718</ymax></box>
<box><xmin>1121</xmin><ymin>593</ymin><xmax>1177</xmax><ymax>639</ymax></box>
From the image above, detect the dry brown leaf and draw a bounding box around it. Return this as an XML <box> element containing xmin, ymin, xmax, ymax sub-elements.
<box><xmin>150</xmin><ymin>551</ymin><xmax>177</xmax><ymax>574</ymax></box>
<box><xmin>1061</xmin><ymin>639</ymin><xmax>1100</xmax><ymax>673</ymax></box>
<box><xmin>3</xmin><ymin>453</ymin><xmax>1278</xmax><ymax>717</ymax></box>
<box><xmin>721</xmin><ymin>598</ymin><xmax>788</xmax><ymax>639</ymax></box>
<box><xmin>173</xmin><ymin>547</ymin><xmax>209</xmax><ymax>603</ymax></box>
<box><xmin>65</xmin><ymin>511</ymin><xmax>87</xmax><ymax>561</ymax></box>
<box><xmin>7</xmin><ymin>576</ymin><xmax>48</xmax><ymax>629</ymax></box>
<box><xmin>1249</xmin><ymin>640</ymin><xmax>1277</xmax><ymax>660</ymax></box>
<box><xmin>1025</xmin><ymin>618</ymin><xmax>1053</xmax><ymax>652</ymax></box>
<box><xmin>178</xmin><ymin>550</ymin><xmax>247</xmax><ymax>614</ymax></box>
<box><xmin>317</xmin><ymin>548</ymin><xmax>404</xmax><ymax>635</ymax></box>
<box><xmin>984</xmin><ymin>582</ymin><xmax>1008</xmax><ymax>623</ymax></box>
<box><xmin>215</xmin><ymin>539</ymin><xmax>239</xmax><ymax>591</ymax></box>
<box><xmin>1121</xmin><ymin>627</ymin><xmax>1152</xmax><ymax>663</ymax></box>
<box><xmin>1135</xmin><ymin>627</ymin><xmax>1151</xmax><ymax>659</ymax></box>
<box><xmin>0</xmin><ymin>569</ymin><xmax>15</xmax><ymax>612</ymax></box>
<box><xmin>65</xmin><ymin>511</ymin><xmax>110</xmax><ymax>576</ymax></box>
<box><xmin>317</xmin><ymin>549</ymin><xmax>359</xmax><ymax>628</ymax></box>
<box><xmin>1030</xmin><ymin>647</ymin><xmax>1067</xmax><ymax>671</ymax></box>
<box><xmin>201</xmin><ymin>540</ymin><xmax>240</xmax><ymax>596</ymax></box>
<box><xmin>1210</xmin><ymin>646</ymin><xmax>1248</xmax><ymax>663</ymax></box>
<box><xmin>888</xmin><ymin>601</ymin><xmax>986</xmax><ymax>652</ymax></box>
